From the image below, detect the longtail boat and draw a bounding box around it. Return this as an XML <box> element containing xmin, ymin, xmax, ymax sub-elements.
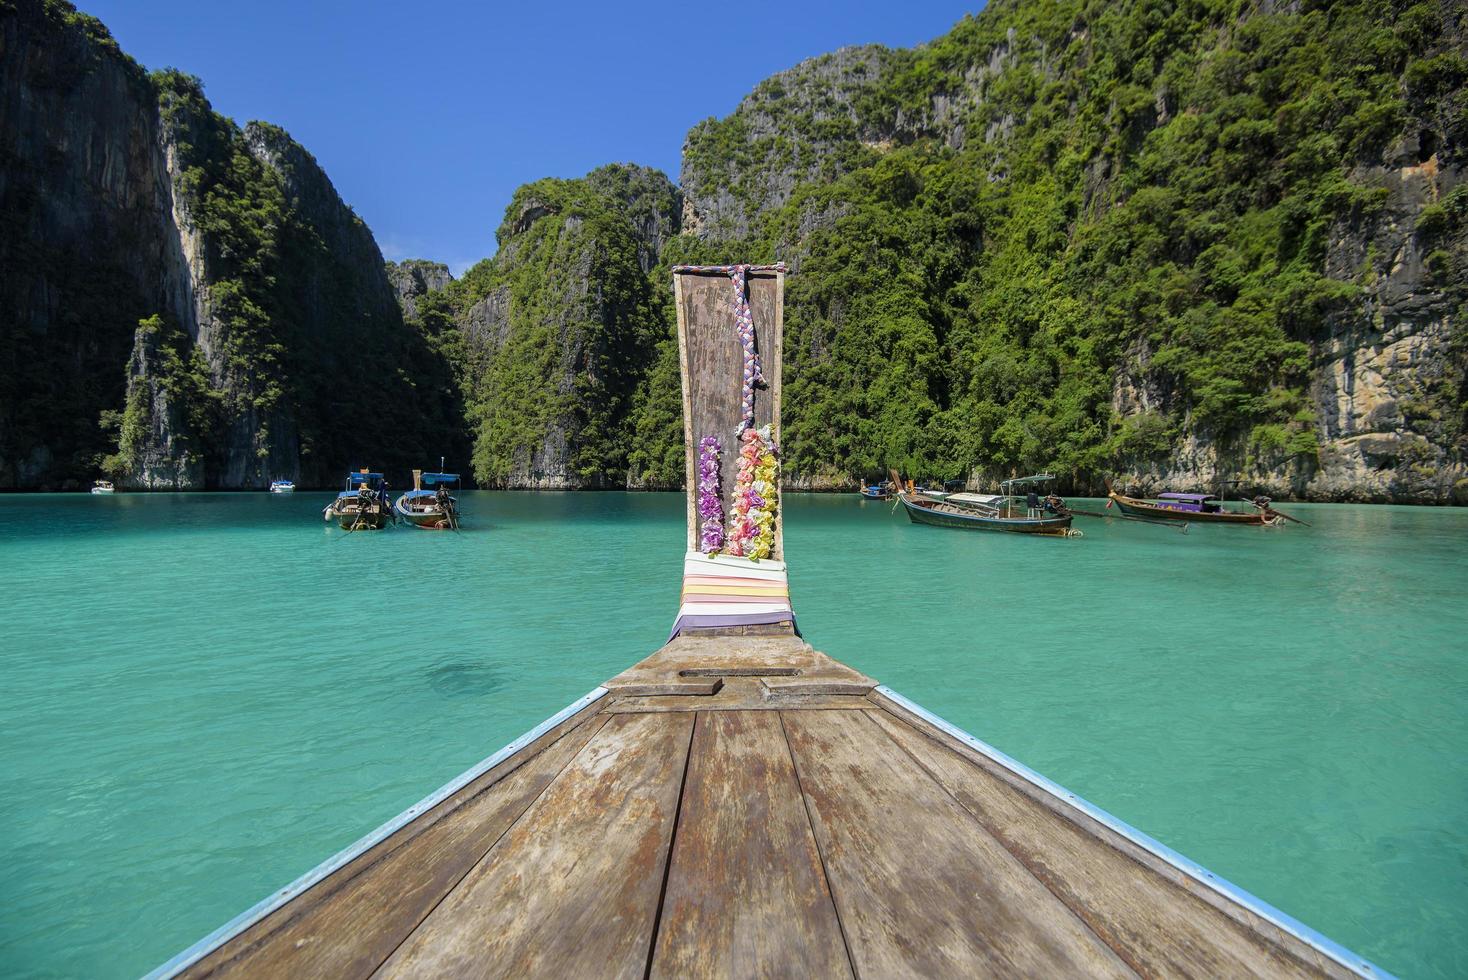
<box><xmin>1106</xmin><ymin>479</ymin><xmax>1305</xmax><ymax>526</ymax></box>
<box><xmin>150</xmin><ymin>263</ymin><xmax>1375</xmax><ymax>979</ymax></box>
<box><xmin>898</xmin><ymin>472</ymin><xmax>1078</xmax><ymax>536</ymax></box>
<box><xmin>394</xmin><ymin>469</ymin><xmax>460</xmax><ymax>530</ymax></box>
<box><xmin>323</xmin><ymin>470</ymin><xmax>391</xmax><ymax>530</ymax></box>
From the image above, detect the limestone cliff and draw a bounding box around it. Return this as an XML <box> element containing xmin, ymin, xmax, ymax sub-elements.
<box><xmin>0</xmin><ymin>0</ymin><xmax>466</xmax><ymax>489</ymax></box>
<box><xmin>674</xmin><ymin>0</ymin><xmax>1466</xmax><ymax>502</ymax></box>
<box><xmin>420</xmin><ymin>164</ymin><xmax>678</xmax><ymax>488</ymax></box>
<box><xmin>386</xmin><ymin>259</ymin><xmax>453</xmax><ymax>321</ymax></box>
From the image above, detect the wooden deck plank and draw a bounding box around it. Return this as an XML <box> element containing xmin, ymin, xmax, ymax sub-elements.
<box><xmin>868</xmin><ymin>691</ymin><xmax>1348</xmax><ymax>978</ymax></box>
<box><xmin>607</xmin><ymin>676</ymin><xmax>873</xmax><ymax>713</ymax></box>
<box><xmin>650</xmin><ymin>711</ymin><xmax>851</xmax><ymax>978</ymax></box>
<box><xmin>780</xmin><ymin>709</ymin><xmax>1137</xmax><ymax>978</ymax></box>
<box><xmin>866</xmin><ymin>706</ymin><xmax>1330</xmax><ymax>978</ymax></box>
<box><xmin>604</xmin><ymin>635</ymin><xmax>874</xmax><ymax>699</ymax></box>
<box><xmin>184</xmin><ymin>706</ymin><xmax>609</xmax><ymax>979</ymax></box>
<box><xmin>375</xmin><ymin>712</ymin><xmax>695</xmax><ymax>980</ymax></box>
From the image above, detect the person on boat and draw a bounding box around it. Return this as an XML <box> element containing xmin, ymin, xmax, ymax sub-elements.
<box><xmin>1026</xmin><ymin>489</ymin><xmax>1042</xmax><ymax>518</ymax></box>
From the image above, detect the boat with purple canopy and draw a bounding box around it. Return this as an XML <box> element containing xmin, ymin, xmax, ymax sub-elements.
<box><xmin>1105</xmin><ymin>480</ymin><xmax>1303</xmax><ymax>526</ymax></box>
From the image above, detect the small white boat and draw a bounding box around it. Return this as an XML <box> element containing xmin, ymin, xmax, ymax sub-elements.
<box><xmin>91</xmin><ymin>480</ymin><xmax>115</xmax><ymax>495</ymax></box>
<box><xmin>269</xmin><ymin>480</ymin><xmax>295</xmax><ymax>493</ymax></box>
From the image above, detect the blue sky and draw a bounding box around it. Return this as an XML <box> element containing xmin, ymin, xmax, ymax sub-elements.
<box><xmin>86</xmin><ymin>1</ymin><xmax>983</xmax><ymax>274</ymax></box>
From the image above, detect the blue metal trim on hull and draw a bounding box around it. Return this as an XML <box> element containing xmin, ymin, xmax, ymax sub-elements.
<box><xmin>873</xmin><ymin>685</ymin><xmax>1392</xmax><ymax>979</ymax></box>
<box><xmin>144</xmin><ymin>687</ymin><xmax>610</xmax><ymax>980</ymax></box>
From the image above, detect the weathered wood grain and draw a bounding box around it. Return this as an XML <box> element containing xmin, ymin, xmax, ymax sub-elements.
<box><xmin>603</xmin><ymin>635</ymin><xmax>874</xmax><ymax>699</ymax></box>
<box><xmin>184</xmin><ymin>707</ymin><xmax>609</xmax><ymax>979</ymax></box>
<box><xmin>650</xmin><ymin>711</ymin><xmax>851</xmax><ymax>978</ymax></box>
<box><xmin>781</xmin><ymin>709</ymin><xmax>1137</xmax><ymax>978</ymax></box>
<box><xmin>866</xmin><ymin>707</ymin><xmax>1332</xmax><ymax>978</ymax></box>
<box><xmin>674</xmin><ymin>269</ymin><xmax>783</xmax><ymax>559</ymax></box>
<box><xmin>374</xmin><ymin>712</ymin><xmax>695</xmax><ymax>980</ymax></box>
<box><xmin>868</xmin><ymin>691</ymin><xmax>1347</xmax><ymax>978</ymax></box>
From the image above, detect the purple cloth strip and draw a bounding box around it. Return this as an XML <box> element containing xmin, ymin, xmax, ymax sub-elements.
<box><xmin>672</xmin><ymin>263</ymin><xmax>787</xmax><ymax>274</ymax></box>
<box><xmin>669</xmin><ymin>610</ymin><xmax>800</xmax><ymax>641</ymax></box>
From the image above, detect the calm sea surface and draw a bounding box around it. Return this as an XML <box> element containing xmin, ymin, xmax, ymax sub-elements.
<box><xmin>1</xmin><ymin>492</ymin><xmax>1465</xmax><ymax>978</ymax></box>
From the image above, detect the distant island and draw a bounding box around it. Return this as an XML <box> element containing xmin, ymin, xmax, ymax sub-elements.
<box><xmin>0</xmin><ymin>0</ymin><xmax>1462</xmax><ymax>502</ymax></box>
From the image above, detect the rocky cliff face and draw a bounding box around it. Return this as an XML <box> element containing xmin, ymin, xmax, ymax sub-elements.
<box><xmin>416</xmin><ymin>164</ymin><xmax>678</xmax><ymax>488</ymax></box>
<box><xmin>386</xmin><ymin>259</ymin><xmax>453</xmax><ymax>321</ymax></box>
<box><xmin>0</xmin><ymin>0</ymin><xmax>466</xmax><ymax>489</ymax></box>
<box><xmin>680</xmin><ymin>45</ymin><xmax>892</xmax><ymax>243</ymax></box>
<box><xmin>674</xmin><ymin>0</ymin><xmax>1466</xmax><ymax>502</ymax></box>
<box><xmin>0</xmin><ymin>1</ymin><xmax>186</xmax><ymax>487</ymax></box>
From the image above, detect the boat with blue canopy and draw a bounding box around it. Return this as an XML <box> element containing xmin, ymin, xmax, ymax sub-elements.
<box><xmin>269</xmin><ymin>480</ymin><xmax>295</xmax><ymax>494</ymax></box>
<box><xmin>395</xmin><ymin>469</ymin><xmax>461</xmax><ymax>530</ymax></box>
<box><xmin>323</xmin><ymin>470</ymin><xmax>392</xmax><ymax>530</ymax></box>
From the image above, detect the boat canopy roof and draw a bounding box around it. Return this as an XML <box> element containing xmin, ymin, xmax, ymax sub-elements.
<box><xmin>1158</xmin><ymin>492</ymin><xmax>1217</xmax><ymax>501</ymax></box>
<box><xmin>345</xmin><ymin>471</ymin><xmax>384</xmax><ymax>481</ymax></box>
<box><xmin>401</xmin><ymin>487</ymin><xmax>455</xmax><ymax>498</ymax></box>
<box><xmin>421</xmin><ymin>472</ymin><xmax>459</xmax><ymax>485</ymax></box>
<box><xmin>1000</xmin><ymin>474</ymin><xmax>1056</xmax><ymax>487</ymax></box>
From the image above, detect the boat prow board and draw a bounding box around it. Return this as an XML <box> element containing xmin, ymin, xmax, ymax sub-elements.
<box><xmin>670</xmin><ymin>265</ymin><xmax>796</xmax><ymax>638</ymax></box>
<box><xmin>673</xmin><ymin>264</ymin><xmax>785</xmax><ymax>561</ymax></box>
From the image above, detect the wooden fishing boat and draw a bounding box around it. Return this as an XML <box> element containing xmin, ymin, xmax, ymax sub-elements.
<box><xmin>1105</xmin><ymin>480</ymin><xmax>1301</xmax><ymax>526</ymax></box>
<box><xmin>151</xmin><ymin>263</ymin><xmax>1379</xmax><ymax>977</ymax></box>
<box><xmin>898</xmin><ymin>472</ymin><xmax>1077</xmax><ymax>536</ymax></box>
<box><xmin>394</xmin><ymin>470</ymin><xmax>460</xmax><ymax>530</ymax></box>
<box><xmin>323</xmin><ymin>470</ymin><xmax>391</xmax><ymax>530</ymax></box>
<box><xmin>858</xmin><ymin>480</ymin><xmax>894</xmax><ymax>500</ymax></box>
<box><xmin>898</xmin><ymin>492</ymin><xmax>1076</xmax><ymax>535</ymax></box>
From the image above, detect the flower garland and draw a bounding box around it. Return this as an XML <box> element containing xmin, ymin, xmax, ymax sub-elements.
<box><xmin>727</xmin><ymin>424</ymin><xmax>778</xmax><ymax>559</ymax></box>
<box><xmin>696</xmin><ymin>436</ymin><xmax>725</xmax><ymax>553</ymax></box>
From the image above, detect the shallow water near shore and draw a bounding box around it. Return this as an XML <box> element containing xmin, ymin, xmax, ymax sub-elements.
<box><xmin>1</xmin><ymin>491</ymin><xmax>1465</xmax><ymax>978</ymax></box>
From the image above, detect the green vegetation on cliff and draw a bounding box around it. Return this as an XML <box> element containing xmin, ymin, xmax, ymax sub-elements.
<box><xmin>410</xmin><ymin>165</ymin><xmax>675</xmax><ymax>487</ymax></box>
<box><xmin>658</xmin><ymin>0</ymin><xmax>1464</xmax><ymax>495</ymax></box>
<box><xmin>1</xmin><ymin>0</ymin><xmax>466</xmax><ymax>488</ymax></box>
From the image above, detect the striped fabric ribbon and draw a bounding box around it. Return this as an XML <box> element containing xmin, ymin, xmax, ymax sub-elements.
<box><xmin>670</xmin><ymin>550</ymin><xmax>799</xmax><ymax>639</ymax></box>
<box><xmin>673</xmin><ymin>263</ymin><xmax>787</xmax><ymax>433</ymax></box>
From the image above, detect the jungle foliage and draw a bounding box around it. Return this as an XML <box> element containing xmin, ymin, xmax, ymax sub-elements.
<box><xmin>629</xmin><ymin>0</ymin><xmax>1465</xmax><ymax>489</ymax></box>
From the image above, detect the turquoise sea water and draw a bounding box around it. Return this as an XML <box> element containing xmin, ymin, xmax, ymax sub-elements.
<box><xmin>1</xmin><ymin>491</ymin><xmax>1465</xmax><ymax>978</ymax></box>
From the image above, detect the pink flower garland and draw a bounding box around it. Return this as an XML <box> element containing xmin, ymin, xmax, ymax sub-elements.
<box><xmin>697</xmin><ymin>436</ymin><xmax>725</xmax><ymax>553</ymax></box>
<box><xmin>726</xmin><ymin>425</ymin><xmax>778</xmax><ymax>559</ymax></box>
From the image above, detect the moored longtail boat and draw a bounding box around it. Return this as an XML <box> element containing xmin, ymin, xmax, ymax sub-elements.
<box><xmin>898</xmin><ymin>472</ymin><xmax>1078</xmax><ymax>536</ymax></box>
<box><xmin>323</xmin><ymin>470</ymin><xmax>391</xmax><ymax>530</ymax></box>
<box><xmin>1106</xmin><ymin>479</ymin><xmax>1304</xmax><ymax>526</ymax></box>
<box><xmin>394</xmin><ymin>469</ymin><xmax>460</xmax><ymax>530</ymax></box>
